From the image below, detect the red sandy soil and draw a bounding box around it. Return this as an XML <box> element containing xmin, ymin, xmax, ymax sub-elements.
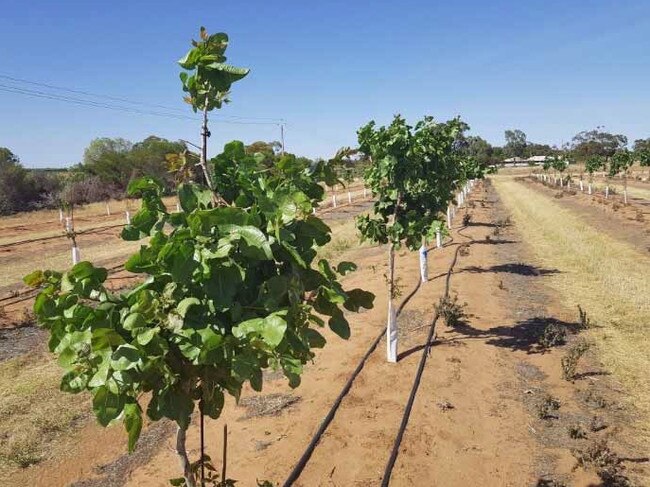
<box><xmin>4</xmin><ymin>181</ymin><xmax>648</xmax><ymax>486</ymax></box>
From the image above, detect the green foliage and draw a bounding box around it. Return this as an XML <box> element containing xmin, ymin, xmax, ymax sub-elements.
<box><xmin>77</xmin><ymin>136</ymin><xmax>186</xmax><ymax>193</ymax></box>
<box><xmin>26</xmin><ymin>141</ymin><xmax>374</xmax><ymax>453</ymax></box>
<box><xmin>504</xmin><ymin>129</ymin><xmax>527</xmax><ymax>158</ymax></box>
<box><xmin>550</xmin><ymin>155</ymin><xmax>568</xmax><ymax>175</ymax></box>
<box><xmin>179</xmin><ymin>27</ymin><xmax>250</xmax><ymax>112</ymax></box>
<box><xmin>571</xmin><ymin>129</ymin><xmax>627</xmax><ymax>160</ymax></box>
<box><xmin>0</xmin><ymin>148</ymin><xmax>39</xmax><ymax>215</ymax></box>
<box><xmin>636</xmin><ymin>148</ymin><xmax>650</xmax><ymax>168</ymax></box>
<box><xmin>585</xmin><ymin>155</ymin><xmax>604</xmax><ymax>175</ymax></box>
<box><xmin>608</xmin><ymin>149</ymin><xmax>633</xmax><ymax>177</ymax></box>
<box><xmin>355</xmin><ymin>115</ymin><xmax>469</xmax><ymax>249</ymax></box>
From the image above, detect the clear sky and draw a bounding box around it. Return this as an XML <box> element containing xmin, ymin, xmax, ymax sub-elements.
<box><xmin>1</xmin><ymin>0</ymin><xmax>649</xmax><ymax>168</ymax></box>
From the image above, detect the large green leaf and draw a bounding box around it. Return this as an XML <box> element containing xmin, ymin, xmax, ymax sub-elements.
<box><xmin>93</xmin><ymin>386</ymin><xmax>126</xmax><ymax>427</ymax></box>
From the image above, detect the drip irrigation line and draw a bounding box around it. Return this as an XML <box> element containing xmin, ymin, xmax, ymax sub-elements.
<box><xmin>380</xmin><ymin>225</ymin><xmax>470</xmax><ymax>486</ymax></box>
<box><xmin>0</xmin><ymin>223</ymin><xmax>125</xmax><ymax>249</ymax></box>
<box><xmin>282</xmin><ymin>217</ymin><xmax>468</xmax><ymax>486</ymax></box>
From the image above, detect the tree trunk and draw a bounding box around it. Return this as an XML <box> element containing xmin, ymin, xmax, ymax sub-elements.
<box><xmin>386</xmin><ymin>193</ymin><xmax>401</xmax><ymax>363</ymax></box>
<box><xmin>419</xmin><ymin>236</ymin><xmax>428</xmax><ymax>284</ymax></box>
<box><xmin>176</xmin><ymin>426</ymin><xmax>196</xmax><ymax>487</ymax></box>
<box><xmin>387</xmin><ymin>243</ymin><xmax>397</xmax><ymax>362</ymax></box>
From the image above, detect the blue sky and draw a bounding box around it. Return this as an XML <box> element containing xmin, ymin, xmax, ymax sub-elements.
<box><xmin>1</xmin><ymin>0</ymin><xmax>649</xmax><ymax>167</ymax></box>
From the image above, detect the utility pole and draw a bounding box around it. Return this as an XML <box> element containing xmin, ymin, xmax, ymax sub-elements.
<box><xmin>280</xmin><ymin>122</ymin><xmax>285</xmax><ymax>155</ymax></box>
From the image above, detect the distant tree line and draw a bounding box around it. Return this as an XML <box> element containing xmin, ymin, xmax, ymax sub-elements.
<box><xmin>459</xmin><ymin>127</ymin><xmax>650</xmax><ymax>168</ymax></box>
<box><xmin>0</xmin><ymin>137</ymin><xmax>337</xmax><ymax>215</ymax></box>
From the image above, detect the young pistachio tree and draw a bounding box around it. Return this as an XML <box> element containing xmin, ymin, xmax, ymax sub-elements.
<box><xmin>585</xmin><ymin>155</ymin><xmax>603</xmax><ymax>195</ymax></box>
<box><xmin>637</xmin><ymin>148</ymin><xmax>650</xmax><ymax>181</ymax></box>
<box><xmin>551</xmin><ymin>155</ymin><xmax>568</xmax><ymax>187</ymax></box>
<box><xmin>610</xmin><ymin>149</ymin><xmax>634</xmax><ymax>204</ymax></box>
<box><xmin>24</xmin><ymin>30</ymin><xmax>374</xmax><ymax>487</ymax></box>
<box><xmin>542</xmin><ymin>159</ymin><xmax>552</xmax><ymax>183</ymax></box>
<box><xmin>356</xmin><ymin>115</ymin><xmax>465</xmax><ymax>362</ymax></box>
<box><xmin>178</xmin><ymin>27</ymin><xmax>250</xmax><ymax>189</ymax></box>
<box><xmin>25</xmin><ymin>143</ymin><xmax>374</xmax><ymax>487</ymax></box>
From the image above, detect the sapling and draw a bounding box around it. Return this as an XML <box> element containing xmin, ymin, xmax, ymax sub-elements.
<box><xmin>356</xmin><ymin>115</ymin><xmax>468</xmax><ymax>362</ymax></box>
<box><xmin>24</xmin><ymin>29</ymin><xmax>375</xmax><ymax>487</ymax></box>
<box><xmin>609</xmin><ymin>149</ymin><xmax>633</xmax><ymax>204</ymax></box>
<box><xmin>585</xmin><ymin>155</ymin><xmax>603</xmax><ymax>196</ymax></box>
<box><xmin>638</xmin><ymin>148</ymin><xmax>650</xmax><ymax>181</ymax></box>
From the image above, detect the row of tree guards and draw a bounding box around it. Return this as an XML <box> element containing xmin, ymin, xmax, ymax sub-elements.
<box><xmin>56</xmin><ymin>183</ymin><xmax>369</xmax><ymax>268</ymax></box>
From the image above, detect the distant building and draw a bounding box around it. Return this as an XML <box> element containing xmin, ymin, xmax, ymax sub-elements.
<box><xmin>501</xmin><ymin>155</ymin><xmax>551</xmax><ymax>167</ymax></box>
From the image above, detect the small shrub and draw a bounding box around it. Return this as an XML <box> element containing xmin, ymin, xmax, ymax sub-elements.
<box><xmin>538</xmin><ymin>323</ymin><xmax>567</xmax><ymax>349</ymax></box>
<box><xmin>568</xmin><ymin>424</ymin><xmax>588</xmax><ymax>439</ymax></box>
<box><xmin>462</xmin><ymin>213</ymin><xmax>472</xmax><ymax>226</ymax></box>
<box><xmin>436</xmin><ymin>294</ymin><xmax>467</xmax><ymax>328</ymax></box>
<box><xmin>562</xmin><ymin>339</ymin><xmax>590</xmax><ymax>381</ymax></box>
<box><xmin>459</xmin><ymin>244</ymin><xmax>470</xmax><ymax>256</ymax></box>
<box><xmin>537</xmin><ymin>394</ymin><xmax>561</xmax><ymax>419</ymax></box>
<box><xmin>497</xmin><ymin>280</ymin><xmax>506</xmax><ymax>290</ymax></box>
<box><xmin>577</xmin><ymin>305</ymin><xmax>593</xmax><ymax>330</ymax></box>
<box><xmin>536</xmin><ymin>479</ymin><xmax>567</xmax><ymax>487</ymax></box>
<box><xmin>573</xmin><ymin>439</ymin><xmax>631</xmax><ymax>486</ymax></box>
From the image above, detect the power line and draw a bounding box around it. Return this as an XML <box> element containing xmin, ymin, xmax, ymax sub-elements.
<box><xmin>0</xmin><ymin>74</ymin><xmax>285</xmax><ymax>125</ymax></box>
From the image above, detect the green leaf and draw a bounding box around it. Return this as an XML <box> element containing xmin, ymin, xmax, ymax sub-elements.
<box><xmin>305</xmin><ymin>328</ymin><xmax>327</xmax><ymax>348</ymax></box>
<box><xmin>177</xmin><ymin>298</ymin><xmax>200</xmax><ymax>318</ymax></box>
<box><xmin>111</xmin><ymin>344</ymin><xmax>142</xmax><ymax>371</ymax></box>
<box><xmin>123</xmin><ymin>403</ymin><xmax>143</xmax><ymax>452</ymax></box>
<box><xmin>344</xmin><ymin>288</ymin><xmax>375</xmax><ymax>312</ymax></box>
<box><xmin>23</xmin><ymin>270</ymin><xmax>45</xmax><ymax>287</ymax></box>
<box><xmin>93</xmin><ymin>386</ymin><xmax>126</xmax><ymax>427</ymax></box>
<box><xmin>336</xmin><ymin>262</ymin><xmax>357</xmax><ymax>275</ymax></box>
<box><xmin>328</xmin><ymin>312</ymin><xmax>351</xmax><ymax>339</ymax></box>
<box><xmin>220</xmin><ymin>225</ymin><xmax>273</xmax><ymax>260</ymax></box>
<box><xmin>178</xmin><ymin>183</ymin><xmax>213</xmax><ymax>212</ymax></box>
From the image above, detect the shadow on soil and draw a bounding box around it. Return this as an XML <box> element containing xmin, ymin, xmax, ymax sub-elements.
<box><xmin>461</xmin><ymin>262</ymin><xmax>561</xmax><ymax>277</ymax></box>
<box><xmin>440</xmin><ymin>316</ymin><xmax>579</xmax><ymax>354</ymax></box>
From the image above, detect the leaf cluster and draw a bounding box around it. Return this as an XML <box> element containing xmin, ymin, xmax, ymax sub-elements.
<box><xmin>25</xmin><ymin>141</ymin><xmax>374</xmax><ymax>452</ymax></box>
<box><xmin>178</xmin><ymin>27</ymin><xmax>250</xmax><ymax>112</ymax></box>
<box><xmin>355</xmin><ymin>115</ymin><xmax>472</xmax><ymax>249</ymax></box>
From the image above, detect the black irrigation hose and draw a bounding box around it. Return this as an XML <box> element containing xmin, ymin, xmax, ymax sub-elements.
<box><xmin>282</xmin><ymin>223</ymin><xmax>468</xmax><ymax>487</ymax></box>
<box><xmin>380</xmin><ymin>226</ymin><xmax>471</xmax><ymax>486</ymax></box>
<box><xmin>0</xmin><ymin>223</ymin><xmax>125</xmax><ymax>250</ymax></box>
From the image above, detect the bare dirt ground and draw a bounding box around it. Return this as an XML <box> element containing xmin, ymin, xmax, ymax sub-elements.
<box><xmin>3</xmin><ymin>181</ymin><xmax>648</xmax><ymax>486</ymax></box>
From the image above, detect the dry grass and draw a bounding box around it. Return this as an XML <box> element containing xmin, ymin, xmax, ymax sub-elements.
<box><xmin>1</xmin><ymin>237</ymin><xmax>140</xmax><ymax>289</ymax></box>
<box><xmin>316</xmin><ymin>217</ymin><xmax>368</xmax><ymax>262</ymax></box>
<box><xmin>0</xmin><ymin>353</ymin><xmax>89</xmax><ymax>474</ymax></box>
<box><xmin>493</xmin><ymin>177</ymin><xmax>650</xmax><ymax>440</ymax></box>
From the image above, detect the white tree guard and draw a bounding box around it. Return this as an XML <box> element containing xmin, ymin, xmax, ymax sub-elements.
<box><xmin>605</xmin><ymin>186</ymin><xmax>609</xmax><ymax>199</ymax></box>
<box><xmin>125</xmin><ymin>211</ymin><xmax>131</xmax><ymax>224</ymax></box>
<box><xmin>588</xmin><ymin>183</ymin><xmax>592</xmax><ymax>195</ymax></box>
<box><xmin>436</xmin><ymin>230</ymin><xmax>442</xmax><ymax>248</ymax></box>
<box><xmin>59</xmin><ymin>209</ymin><xmax>64</xmax><ymax>222</ymax></box>
<box><xmin>176</xmin><ymin>203</ymin><xmax>181</xmax><ymax>212</ymax></box>
<box><xmin>419</xmin><ymin>245</ymin><xmax>428</xmax><ymax>283</ymax></box>
<box><xmin>106</xmin><ymin>203</ymin><xmax>111</xmax><ymax>216</ymax></box>
<box><xmin>72</xmin><ymin>246</ymin><xmax>81</xmax><ymax>265</ymax></box>
<box><xmin>332</xmin><ymin>194</ymin><xmax>337</xmax><ymax>208</ymax></box>
<box><xmin>348</xmin><ymin>191</ymin><xmax>352</xmax><ymax>204</ymax></box>
<box><xmin>363</xmin><ymin>187</ymin><xmax>367</xmax><ymax>198</ymax></box>
<box><xmin>65</xmin><ymin>217</ymin><xmax>73</xmax><ymax>233</ymax></box>
<box><xmin>387</xmin><ymin>300</ymin><xmax>397</xmax><ymax>363</ymax></box>
<box><xmin>446</xmin><ymin>206</ymin><xmax>451</xmax><ymax>227</ymax></box>
<box><xmin>579</xmin><ymin>180</ymin><xmax>584</xmax><ymax>191</ymax></box>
